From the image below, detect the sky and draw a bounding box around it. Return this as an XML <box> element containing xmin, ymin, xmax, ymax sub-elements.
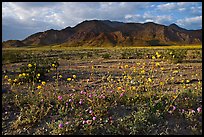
<box><xmin>2</xmin><ymin>2</ymin><xmax>202</xmax><ymax>41</ymax></box>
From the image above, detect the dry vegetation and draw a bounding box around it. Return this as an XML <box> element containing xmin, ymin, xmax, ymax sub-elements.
<box><xmin>2</xmin><ymin>45</ymin><xmax>202</xmax><ymax>135</ymax></box>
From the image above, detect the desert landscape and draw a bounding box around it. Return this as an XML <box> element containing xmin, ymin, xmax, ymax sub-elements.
<box><xmin>2</xmin><ymin>2</ymin><xmax>202</xmax><ymax>135</ymax></box>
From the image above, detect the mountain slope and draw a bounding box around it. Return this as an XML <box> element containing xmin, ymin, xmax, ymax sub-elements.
<box><xmin>2</xmin><ymin>20</ymin><xmax>202</xmax><ymax>47</ymax></box>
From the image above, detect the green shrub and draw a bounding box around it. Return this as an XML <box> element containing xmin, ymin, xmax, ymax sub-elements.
<box><xmin>102</xmin><ymin>53</ymin><xmax>111</xmax><ymax>59</ymax></box>
<box><xmin>166</xmin><ymin>49</ymin><xmax>187</xmax><ymax>63</ymax></box>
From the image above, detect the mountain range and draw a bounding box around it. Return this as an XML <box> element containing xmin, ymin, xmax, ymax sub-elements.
<box><xmin>2</xmin><ymin>20</ymin><xmax>202</xmax><ymax>47</ymax></box>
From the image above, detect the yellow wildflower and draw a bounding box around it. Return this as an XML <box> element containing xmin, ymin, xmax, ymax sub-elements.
<box><xmin>4</xmin><ymin>75</ymin><xmax>8</xmax><ymax>79</ymax></box>
<box><xmin>198</xmin><ymin>81</ymin><xmax>201</xmax><ymax>85</ymax></box>
<box><xmin>186</xmin><ymin>80</ymin><xmax>190</xmax><ymax>83</ymax></box>
<box><xmin>38</xmin><ymin>91</ymin><xmax>42</xmax><ymax>95</ymax></box>
<box><xmin>152</xmin><ymin>56</ymin><xmax>156</xmax><ymax>59</ymax></box>
<box><xmin>37</xmin><ymin>73</ymin><xmax>40</xmax><ymax>77</ymax></box>
<box><xmin>19</xmin><ymin>74</ymin><xmax>22</xmax><ymax>77</ymax></box>
<box><xmin>117</xmin><ymin>87</ymin><xmax>122</xmax><ymax>90</ymax></box>
<box><xmin>171</xmin><ymin>77</ymin><xmax>174</xmax><ymax>80</ymax></box>
<box><xmin>8</xmin><ymin>79</ymin><xmax>12</xmax><ymax>82</ymax></box>
<box><xmin>141</xmin><ymin>70</ymin><xmax>145</xmax><ymax>74</ymax></box>
<box><xmin>37</xmin><ymin>85</ymin><xmax>42</xmax><ymax>89</ymax></box>
<box><xmin>124</xmin><ymin>65</ymin><xmax>129</xmax><ymax>68</ymax></box>
<box><xmin>173</xmin><ymin>70</ymin><xmax>179</xmax><ymax>74</ymax></box>
<box><xmin>14</xmin><ymin>79</ymin><xmax>17</xmax><ymax>82</ymax></box>
<box><xmin>59</xmin><ymin>75</ymin><xmax>62</xmax><ymax>78</ymax></box>
<box><xmin>173</xmin><ymin>95</ymin><xmax>177</xmax><ymax>99</ymax></box>
<box><xmin>160</xmin><ymin>82</ymin><xmax>164</xmax><ymax>86</ymax></box>
<box><xmin>41</xmin><ymin>81</ymin><xmax>46</xmax><ymax>85</ymax></box>
<box><xmin>148</xmin><ymin>78</ymin><xmax>152</xmax><ymax>82</ymax></box>
<box><xmin>73</xmin><ymin>75</ymin><xmax>77</xmax><ymax>79</ymax></box>
<box><xmin>132</xmin><ymin>86</ymin><xmax>136</xmax><ymax>90</ymax></box>
<box><xmin>170</xmin><ymin>52</ymin><xmax>173</xmax><ymax>55</ymax></box>
<box><xmin>156</xmin><ymin>52</ymin><xmax>161</xmax><ymax>58</ymax></box>
<box><xmin>128</xmin><ymin>75</ymin><xmax>132</xmax><ymax>80</ymax></box>
<box><xmin>52</xmin><ymin>64</ymin><xmax>55</xmax><ymax>67</ymax></box>
<box><xmin>22</xmin><ymin>73</ymin><xmax>26</xmax><ymax>76</ymax></box>
<box><xmin>156</xmin><ymin>62</ymin><xmax>160</xmax><ymax>67</ymax></box>
<box><xmin>67</xmin><ymin>78</ymin><xmax>72</xmax><ymax>81</ymax></box>
<box><xmin>28</xmin><ymin>64</ymin><xmax>32</xmax><ymax>67</ymax></box>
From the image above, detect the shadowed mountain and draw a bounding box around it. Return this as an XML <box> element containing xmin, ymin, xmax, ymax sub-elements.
<box><xmin>2</xmin><ymin>20</ymin><xmax>202</xmax><ymax>47</ymax></box>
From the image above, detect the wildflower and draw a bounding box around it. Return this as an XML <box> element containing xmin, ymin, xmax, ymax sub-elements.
<box><xmin>58</xmin><ymin>96</ymin><xmax>62</xmax><ymax>101</ymax></box>
<box><xmin>156</xmin><ymin>62</ymin><xmax>160</xmax><ymax>67</ymax></box>
<box><xmin>110</xmin><ymin>90</ymin><xmax>114</xmax><ymax>93</ymax></box>
<box><xmin>37</xmin><ymin>73</ymin><xmax>40</xmax><ymax>77</ymax></box>
<box><xmin>79</xmin><ymin>99</ymin><xmax>83</xmax><ymax>105</ymax></box>
<box><xmin>59</xmin><ymin>75</ymin><xmax>62</xmax><ymax>78</ymax></box>
<box><xmin>58</xmin><ymin>123</ymin><xmax>63</xmax><ymax>128</ymax></box>
<box><xmin>66</xmin><ymin>102</ymin><xmax>68</xmax><ymax>106</ymax></box>
<box><xmin>41</xmin><ymin>81</ymin><xmax>46</xmax><ymax>85</ymax></box>
<box><xmin>156</xmin><ymin>52</ymin><xmax>161</xmax><ymax>58</ymax></box>
<box><xmin>117</xmin><ymin>87</ymin><xmax>122</xmax><ymax>90</ymax></box>
<box><xmin>19</xmin><ymin>74</ymin><xmax>22</xmax><ymax>77</ymax></box>
<box><xmin>172</xmin><ymin>105</ymin><xmax>176</xmax><ymax>111</ymax></box>
<box><xmin>140</xmin><ymin>70</ymin><xmax>145</xmax><ymax>74</ymax></box>
<box><xmin>69</xmin><ymin>99</ymin><xmax>72</xmax><ymax>102</ymax></box>
<box><xmin>120</xmin><ymin>93</ymin><xmax>124</xmax><ymax>97</ymax></box>
<box><xmin>88</xmin><ymin>94</ymin><xmax>92</xmax><ymax>98</ymax></box>
<box><xmin>38</xmin><ymin>91</ymin><xmax>42</xmax><ymax>95</ymax></box>
<box><xmin>52</xmin><ymin>64</ymin><xmax>55</xmax><ymax>67</ymax></box>
<box><xmin>181</xmin><ymin>109</ymin><xmax>185</xmax><ymax>113</ymax></box>
<box><xmin>171</xmin><ymin>77</ymin><xmax>174</xmax><ymax>80</ymax></box>
<box><xmin>190</xmin><ymin>109</ymin><xmax>195</xmax><ymax>113</ymax></box>
<box><xmin>4</xmin><ymin>75</ymin><xmax>8</xmax><ymax>79</ymax></box>
<box><xmin>86</xmin><ymin>120</ymin><xmax>92</xmax><ymax>125</ymax></box>
<box><xmin>37</xmin><ymin>85</ymin><xmax>42</xmax><ymax>89</ymax></box>
<box><xmin>8</xmin><ymin>79</ymin><xmax>12</xmax><ymax>82</ymax></box>
<box><xmin>170</xmin><ymin>52</ymin><xmax>173</xmax><ymax>55</ymax></box>
<box><xmin>148</xmin><ymin>78</ymin><xmax>152</xmax><ymax>83</ymax></box>
<box><xmin>186</xmin><ymin>80</ymin><xmax>190</xmax><ymax>83</ymax></box>
<box><xmin>173</xmin><ymin>70</ymin><xmax>179</xmax><ymax>74</ymax></box>
<box><xmin>197</xmin><ymin>107</ymin><xmax>202</xmax><ymax>113</ymax></box>
<box><xmin>160</xmin><ymin>82</ymin><xmax>164</xmax><ymax>86</ymax></box>
<box><xmin>132</xmin><ymin>86</ymin><xmax>136</xmax><ymax>90</ymax></box>
<box><xmin>93</xmin><ymin>117</ymin><xmax>96</xmax><ymax>121</ymax></box>
<box><xmin>14</xmin><ymin>79</ymin><xmax>17</xmax><ymax>82</ymax></box>
<box><xmin>73</xmin><ymin>75</ymin><xmax>76</xmax><ymax>79</ymax></box>
<box><xmin>124</xmin><ymin>64</ymin><xmax>129</xmax><ymax>68</ymax></box>
<box><xmin>82</xmin><ymin>120</ymin><xmax>86</xmax><ymax>124</ymax></box>
<box><xmin>89</xmin><ymin>110</ymin><xmax>93</xmax><ymax>114</ymax></box>
<box><xmin>67</xmin><ymin>78</ymin><xmax>72</xmax><ymax>81</ymax></box>
<box><xmin>28</xmin><ymin>64</ymin><xmax>32</xmax><ymax>67</ymax></box>
<box><xmin>65</xmin><ymin>122</ymin><xmax>69</xmax><ymax>125</ymax></box>
<box><xmin>22</xmin><ymin>73</ymin><xmax>26</xmax><ymax>76</ymax></box>
<box><xmin>127</xmin><ymin>75</ymin><xmax>132</xmax><ymax>80</ymax></box>
<box><xmin>152</xmin><ymin>56</ymin><xmax>156</xmax><ymax>59</ymax></box>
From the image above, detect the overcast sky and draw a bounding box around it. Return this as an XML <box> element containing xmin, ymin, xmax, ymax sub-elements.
<box><xmin>2</xmin><ymin>2</ymin><xmax>202</xmax><ymax>41</ymax></box>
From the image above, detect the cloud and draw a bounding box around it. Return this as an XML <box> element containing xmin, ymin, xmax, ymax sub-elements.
<box><xmin>124</xmin><ymin>12</ymin><xmax>173</xmax><ymax>25</ymax></box>
<box><xmin>176</xmin><ymin>16</ymin><xmax>202</xmax><ymax>29</ymax></box>
<box><xmin>2</xmin><ymin>2</ymin><xmax>202</xmax><ymax>41</ymax></box>
<box><xmin>157</xmin><ymin>3</ymin><xmax>176</xmax><ymax>11</ymax></box>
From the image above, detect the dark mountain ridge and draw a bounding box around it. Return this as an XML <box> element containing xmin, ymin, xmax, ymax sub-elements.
<box><xmin>2</xmin><ymin>20</ymin><xmax>202</xmax><ymax>47</ymax></box>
